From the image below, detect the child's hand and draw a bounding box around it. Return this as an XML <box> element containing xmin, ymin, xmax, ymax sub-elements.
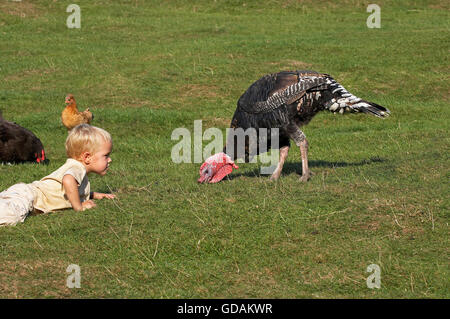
<box><xmin>92</xmin><ymin>192</ymin><xmax>116</xmax><ymax>200</ymax></box>
<box><xmin>82</xmin><ymin>200</ymin><xmax>97</xmax><ymax>210</ymax></box>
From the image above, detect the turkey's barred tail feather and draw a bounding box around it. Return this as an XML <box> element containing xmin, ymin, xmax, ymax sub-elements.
<box><xmin>354</xmin><ymin>100</ymin><xmax>390</xmax><ymax>118</ymax></box>
<box><xmin>324</xmin><ymin>77</ymin><xmax>390</xmax><ymax>118</ymax></box>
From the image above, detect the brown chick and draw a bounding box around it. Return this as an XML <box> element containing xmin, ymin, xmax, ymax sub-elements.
<box><xmin>61</xmin><ymin>94</ymin><xmax>93</xmax><ymax>130</ymax></box>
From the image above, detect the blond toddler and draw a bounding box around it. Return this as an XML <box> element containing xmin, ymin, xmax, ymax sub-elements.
<box><xmin>0</xmin><ymin>124</ymin><xmax>115</xmax><ymax>226</ymax></box>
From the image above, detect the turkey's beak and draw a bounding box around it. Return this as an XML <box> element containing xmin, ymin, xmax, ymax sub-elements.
<box><xmin>197</xmin><ymin>165</ymin><xmax>213</xmax><ymax>183</ymax></box>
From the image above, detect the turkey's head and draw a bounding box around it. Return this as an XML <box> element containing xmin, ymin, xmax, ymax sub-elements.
<box><xmin>197</xmin><ymin>152</ymin><xmax>238</xmax><ymax>183</ymax></box>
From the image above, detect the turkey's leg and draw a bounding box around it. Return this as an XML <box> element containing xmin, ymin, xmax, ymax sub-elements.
<box><xmin>299</xmin><ymin>138</ymin><xmax>311</xmax><ymax>182</ymax></box>
<box><xmin>269</xmin><ymin>145</ymin><xmax>290</xmax><ymax>181</ymax></box>
<box><xmin>285</xmin><ymin>123</ymin><xmax>311</xmax><ymax>182</ymax></box>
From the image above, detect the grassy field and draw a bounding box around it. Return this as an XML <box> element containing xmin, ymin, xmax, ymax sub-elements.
<box><xmin>0</xmin><ymin>0</ymin><xmax>448</xmax><ymax>298</ymax></box>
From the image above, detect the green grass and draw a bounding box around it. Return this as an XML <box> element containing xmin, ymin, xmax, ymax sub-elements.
<box><xmin>0</xmin><ymin>0</ymin><xmax>449</xmax><ymax>298</ymax></box>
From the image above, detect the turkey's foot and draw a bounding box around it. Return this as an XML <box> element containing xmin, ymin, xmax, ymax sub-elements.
<box><xmin>299</xmin><ymin>171</ymin><xmax>313</xmax><ymax>182</ymax></box>
<box><xmin>269</xmin><ymin>171</ymin><xmax>281</xmax><ymax>181</ymax></box>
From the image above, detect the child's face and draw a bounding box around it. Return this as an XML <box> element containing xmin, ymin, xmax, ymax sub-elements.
<box><xmin>84</xmin><ymin>141</ymin><xmax>112</xmax><ymax>176</ymax></box>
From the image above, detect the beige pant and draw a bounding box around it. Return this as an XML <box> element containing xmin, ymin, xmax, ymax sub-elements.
<box><xmin>0</xmin><ymin>183</ymin><xmax>35</xmax><ymax>226</ymax></box>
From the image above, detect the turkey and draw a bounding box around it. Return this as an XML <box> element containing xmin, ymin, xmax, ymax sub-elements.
<box><xmin>198</xmin><ymin>70</ymin><xmax>390</xmax><ymax>183</ymax></box>
<box><xmin>0</xmin><ymin>111</ymin><xmax>47</xmax><ymax>164</ymax></box>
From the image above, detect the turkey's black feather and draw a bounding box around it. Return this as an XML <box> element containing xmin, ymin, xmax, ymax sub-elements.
<box><xmin>224</xmin><ymin>70</ymin><xmax>390</xmax><ymax>161</ymax></box>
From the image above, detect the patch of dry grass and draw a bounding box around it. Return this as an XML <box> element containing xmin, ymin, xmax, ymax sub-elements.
<box><xmin>0</xmin><ymin>0</ymin><xmax>41</xmax><ymax>19</ymax></box>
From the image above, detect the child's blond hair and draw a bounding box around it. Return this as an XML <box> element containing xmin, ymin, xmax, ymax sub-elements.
<box><xmin>65</xmin><ymin>124</ymin><xmax>112</xmax><ymax>159</ymax></box>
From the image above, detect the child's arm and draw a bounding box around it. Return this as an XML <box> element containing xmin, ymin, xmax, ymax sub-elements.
<box><xmin>62</xmin><ymin>175</ymin><xmax>96</xmax><ymax>211</ymax></box>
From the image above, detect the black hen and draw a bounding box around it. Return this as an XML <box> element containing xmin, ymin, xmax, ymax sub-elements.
<box><xmin>0</xmin><ymin>111</ymin><xmax>47</xmax><ymax>164</ymax></box>
<box><xmin>199</xmin><ymin>70</ymin><xmax>390</xmax><ymax>183</ymax></box>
